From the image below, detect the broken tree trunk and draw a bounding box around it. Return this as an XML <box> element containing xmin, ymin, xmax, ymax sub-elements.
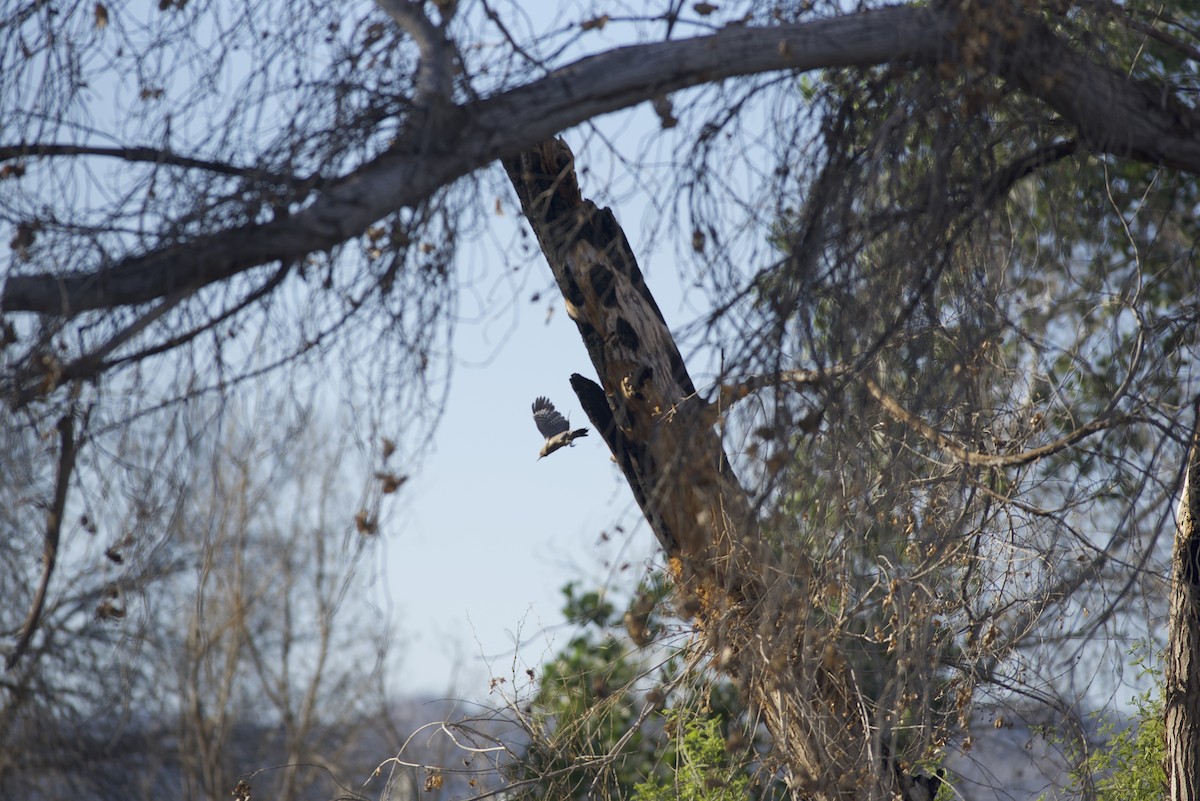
<box><xmin>503</xmin><ymin>138</ymin><xmax>938</xmax><ymax>801</ymax></box>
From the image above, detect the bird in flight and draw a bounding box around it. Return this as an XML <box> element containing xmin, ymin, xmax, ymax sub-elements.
<box><xmin>532</xmin><ymin>397</ymin><xmax>589</xmax><ymax>459</ymax></box>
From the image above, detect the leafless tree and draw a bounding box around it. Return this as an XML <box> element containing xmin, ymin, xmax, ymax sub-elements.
<box><xmin>143</xmin><ymin>403</ymin><xmax>398</xmax><ymax>801</ymax></box>
<box><xmin>0</xmin><ymin>402</ymin><xmax>192</xmax><ymax>796</ymax></box>
<box><xmin>0</xmin><ymin>394</ymin><xmax>409</xmax><ymax>800</ymax></box>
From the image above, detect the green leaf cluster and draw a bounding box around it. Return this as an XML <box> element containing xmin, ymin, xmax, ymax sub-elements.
<box><xmin>1084</xmin><ymin>692</ymin><xmax>1166</xmax><ymax>801</ymax></box>
<box><xmin>1044</xmin><ymin>650</ymin><xmax>1166</xmax><ymax>801</ymax></box>
<box><xmin>508</xmin><ymin>579</ymin><xmax>784</xmax><ymax>801</ymax></box>
<box><xmin>633</xmin><ymin>709</ymin><xmax>751</xmax><ymax>801</ymax></box>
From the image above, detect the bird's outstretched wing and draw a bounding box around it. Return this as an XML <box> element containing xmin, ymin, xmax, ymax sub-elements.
<box><xmin>532</xmin><ymin>396</ymin><xmax>569</xmax><ymax>438</ymax></box>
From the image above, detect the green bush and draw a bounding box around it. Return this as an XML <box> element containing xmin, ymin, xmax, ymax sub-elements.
<box><xmin>1046</xmin><ymin>649</ymin><xmax>1164</xmax><ymax>801</ymax></box>
<box><xmin>633</xmin><ymin>709</ymin><xmax>751</xmax><ymax>801</ymax></box>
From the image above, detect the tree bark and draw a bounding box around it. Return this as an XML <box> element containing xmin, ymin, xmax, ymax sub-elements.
<box><xmin>505</xmin><ymin>138</ymin><xmax>944</xmax><ymax>801</ymax></box>
<box><xmin>1166</xmin><ymin>404</ymin><xmax>1200</xmax><ymax>801</ymax></box>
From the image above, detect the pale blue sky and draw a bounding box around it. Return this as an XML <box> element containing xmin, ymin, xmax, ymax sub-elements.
<box><xmin>381</xmin><ymin>111</ymin><xmax>698</xmax><ymax>698</ymax></box>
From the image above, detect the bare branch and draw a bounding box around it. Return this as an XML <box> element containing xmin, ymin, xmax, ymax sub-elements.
<box><xmin>717</xmin><ymin>365</ymin><xmax>854</xmax><ymax>409</ymax></box>
<box><xmin>7</xmin><ymin>412</ymin><xmax>78</xmax><ymax>670</ymax></box>
<box><xmin>0</xmin><ymin>143</ymin><xmax>311</xmax><ymax>187</ymax></box>
<box><xmin>24</xmin><ymin>262</ymin><xmax>293</xmax><ymax>403</ymax></box>
<box><xmin>1101</xmin><ymin>0</ymin><xmax>1200</xmax><ymax>66</ymax></box>
<box><xmin>862</xmin><ymin>376</ymin><xmax>1127</xmax><ymax>469</ymax></box>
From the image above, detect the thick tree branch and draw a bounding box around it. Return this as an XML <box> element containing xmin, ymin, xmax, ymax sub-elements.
<box><xmin>992</xmin><ymin>13</ymin><xmax>1200</xmax><ymax>170</ymax></box>
<box><xmin>4</xmin><ymin>3</ymin><xmax>1199</xmax><ymax>317</ymax></box>
<box><xmin>6</xmin><ymin>262</ymin><xmax>293</xmax><ymax>406</ymax></box>
<box><xmin>376</xmin><ymin>0</ymin><xmax>456</xmax><ymax>105</ymax></box>
<box><xmin>2</xmin><ymin>5</ymin><xmax>944</xmax><ymax>316</ymax></box>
